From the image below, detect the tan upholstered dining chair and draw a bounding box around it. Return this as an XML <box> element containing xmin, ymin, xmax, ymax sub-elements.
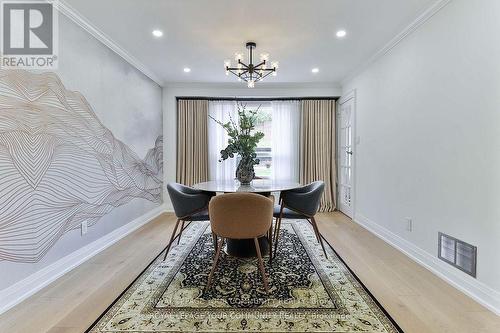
<box><xmin>206</xmin><ymin>193</ymin><xmax>274</xmax><ymax>294</ymax></box>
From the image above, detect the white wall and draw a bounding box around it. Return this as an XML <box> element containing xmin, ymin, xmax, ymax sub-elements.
<box><xmin>162</xmin><ymin>83</ymin><xmax>341</xmax><ymax>209</ymax></box>
<box><xmin>342</xmin><ymin>0</ymin><xmax>500</xmax><ymax>313</ymax></box>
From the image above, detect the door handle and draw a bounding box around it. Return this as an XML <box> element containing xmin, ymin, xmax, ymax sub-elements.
<box><xmin>346</xmin><ymin>150</ymin><xmax>353</xmax><ymax>155</ymax></box>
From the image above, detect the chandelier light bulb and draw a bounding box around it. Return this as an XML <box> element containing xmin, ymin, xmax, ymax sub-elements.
<box><xmin>271</xmin><ymin>61</ymin><xmax>279</xmax><ymax>69</ymax></box>
<box><xmin>225</xmin><ymin>71</ymin><xmax>229</xmax><ymax>76</ymax></box>
<box><xmin>152</xmin><ymin>29</ymin><xmax>163</xmax><ymax>37</ymax></box>
<box><xmin>248</xmin><ymin>80</ymin><xmax>255</xmax><ymax>88</ymax></box>
<box><xmin>272</xmin><ymin>71</ymin><xmax>277</xmax><ymax>76</ymax></box>
<box><xmin>235</xmin><ymin>53</ymin><xmax>243</xmax><ymax>61</ymax></box>
<box><xmin>224</xmin><ymin>60</ymin><xmax>231</xmax><ymax>68</ymax></box>
<box><xmin>260</xmin><ymin>53</ymin><xmax>269</xmax><ymax>62</ymax></box>
<box><xmin>336</xmin><ymin>30</ymin><xmax>347</xmax><ymax>38</ymax></box>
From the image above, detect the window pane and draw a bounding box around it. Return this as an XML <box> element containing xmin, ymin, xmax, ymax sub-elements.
<box><xmin>253</xmin><ymin>105</ymin><xmax>272</xmax><ymax>178</ymax></box>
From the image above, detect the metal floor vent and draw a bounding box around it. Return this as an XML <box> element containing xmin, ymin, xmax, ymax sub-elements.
<box><xmin>438</xmin><ymin>232</ymin><xmax>477</xmax><ymax>277</ymax></box>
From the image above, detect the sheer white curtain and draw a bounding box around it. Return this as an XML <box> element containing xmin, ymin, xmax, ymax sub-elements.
<box><xmin>208</xmin><ymin>101</ymin><xmax>238</xmax><ymax>181</ymax></box>
<box><xmin>271</xmin><ymin>101</ymin><xmax>300</xmax><ymax>182</ymax></box>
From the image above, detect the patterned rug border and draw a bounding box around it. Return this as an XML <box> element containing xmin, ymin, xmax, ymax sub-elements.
<box><xmin>84</xmin><ymin>220</ymin><xmax>404</xmax><ymax>333</ymax></box>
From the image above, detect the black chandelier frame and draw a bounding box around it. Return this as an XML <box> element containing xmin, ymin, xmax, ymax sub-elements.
<box><xmin>225</xmin><ymin>42</ymin><xmax>277</xmax><ymax>84</ymax></box>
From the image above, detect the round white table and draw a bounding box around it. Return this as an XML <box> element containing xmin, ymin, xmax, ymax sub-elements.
<box><xmin>193</xmin><ymin>179</ymin><xmax>301</xmax><ymax>194</ymax></box>
<box><xmin>193</xmin><ymin>179</ymin><xmax>302</xmax><ymax>258</ymax></box>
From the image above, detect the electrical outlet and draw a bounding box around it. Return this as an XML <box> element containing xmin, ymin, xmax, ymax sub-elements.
<box><xmin>81</xmin><ymin>221</ymin><xmax>88</xmax><ymax>235</ymax></box>
<box><xmin>405</xmin><ymin>218</ymin><xmax>413</xmax><ymax>232</ymax></box>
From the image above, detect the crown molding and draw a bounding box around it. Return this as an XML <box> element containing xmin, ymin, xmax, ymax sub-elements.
<box><xmin>341</xmin><ymin>0</ymin><xmax>452</xmax><ymax>86</ymax></box>
<box><xmin>55</xmin><ymin>0</ymin><xmax>164</xmax><ymax>86</ymax></box>
<box><xmin>164</xmin><ymin>81</ymin><xmax>341</xmax><ymax>90</ymax></box>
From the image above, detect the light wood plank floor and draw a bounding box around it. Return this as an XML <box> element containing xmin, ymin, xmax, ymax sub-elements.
<box><xmin>0</xmin><ymin>212</ymin><xmax>498</xmax><ymax>333</ymax></box>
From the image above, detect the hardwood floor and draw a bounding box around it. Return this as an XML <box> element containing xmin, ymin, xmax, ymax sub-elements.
<box><xmin>0</xmin><ymin>212</ymin><xmax>498</xmax><ymax>333</ymax></box>
<box><xmin>316</xmin><ymin>213</ymin><xmax>500</xmax><ymax>333</ymax></box>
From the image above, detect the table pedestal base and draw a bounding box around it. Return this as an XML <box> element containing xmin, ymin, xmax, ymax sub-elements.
<box><xmin>226</xmin><ymin>236</ymin><xmax>270</xmax><ymax>258</ymax></box>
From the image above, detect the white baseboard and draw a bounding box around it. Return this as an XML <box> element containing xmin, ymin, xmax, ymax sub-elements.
<box><xmin>0</xmin><ymin>204</ymin><xmax>167</xmax><ymax>315</ymax></box>
<box><xmin>353</xmin><ymin>213</ymin><xmax>500</xmax><ymax>316</ymax></box>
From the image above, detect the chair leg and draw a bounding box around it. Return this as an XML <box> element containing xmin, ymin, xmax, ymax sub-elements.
<box><xmin>311</xmin><ymin>217</ymin><xmax>328</xmax><ymax>259</ymax></box>
<box><xmin>212</xmin><ymin>232</ymin><xmax>218</xmax><ymax>250</ymax></box>
<box><xmin>177</xmin><ymin>220</ymin><xmax>185</xmax><ymax>245</ymax></box>
<box><xmin>268</xmin><ymin>223</ymin><xmax>273</xmax><ymax>265</ymax></box>
<box><xmin>273</xmin><ymin>204</ymin><xmax>284</xmax><ymax>257</ymax></box>
<box><xmin>254</xmin><ymin>238</ymin><xmax>270</xmax><ymax>294</ymax></box>
<box><xmin>163</xmin><ymin>219</ymin><xmax>181</xmax><ymax>261</ymax></box>
<box><xmin>307</xmin><ymin>218</ymin><xmax>321</xmax><ymax>243</ymax></box>
<box><xmin>272</xmin><ymin>217</ymin><xmax>279</xmax><ymax>242</ymax></box>
<box><xmin>274</xmin><ymin>216</ymin><xmax>283</xmax><ymax>243</ymax></box>
<box><xmin>206</xmin><ymin>237</ymin><xmax>224</xmax><ymax>291</ymax></box>
<box><xmin>273</xmin><ymin>217</ymin><xmax>281</xmax><ymax>255</ymax></box>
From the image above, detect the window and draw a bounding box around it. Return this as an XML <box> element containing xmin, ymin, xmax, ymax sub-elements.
<box><xmin>208</xmin><ymin>100</ymin><xmax>299</xmax><ymax>182</ymax></box>
<box><xmin>249</xmin><ymin>103</ymin><xmax>272</xmax><ymax>178</ymax></box>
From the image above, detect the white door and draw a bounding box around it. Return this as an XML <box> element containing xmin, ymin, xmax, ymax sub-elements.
<box><xmin>337</xmin><ymin>93</ymin><xmax>355</xmax><ymax>218</ymax></box>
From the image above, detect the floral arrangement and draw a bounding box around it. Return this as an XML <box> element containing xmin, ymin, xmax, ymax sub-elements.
<box><xmin>209</xmin><ymin>102</ymin><xmax>264</xmax><ymax>184</ymax></box>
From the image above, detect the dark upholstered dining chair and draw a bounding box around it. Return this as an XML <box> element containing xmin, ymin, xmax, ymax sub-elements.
<box><xmin>206</xmin><ymin>193</ymin><xmax>274</xmax><ymax>294</ymax></box>
<box><xmin>273</xmin><ymin>181</ymin><xmax>328</xmax><ymax>258</ymax></box>
<box><xmin>163</xmin><ymin>183</ymin><xmax>215</xmax><ymax>261</ymax></box>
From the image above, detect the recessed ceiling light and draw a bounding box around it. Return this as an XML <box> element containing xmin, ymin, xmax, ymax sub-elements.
<box><xmin>183</xmin><ymin>67</ymin><xmax>191</xmax><ymax>73</ymax></box>
<box><xmin>312</xmin><ymin>68</ymin><xmax>319</xmax><ymax>73</ymax></box>
<box><xmin>336</xmin><ymin>30</ymin><xmax>347</xmax><ymax>38</ymax></box>
<box><xmin>152</xmin><ymin>29</ymin><xmax>163</xmax><ymax>37</ymax></box>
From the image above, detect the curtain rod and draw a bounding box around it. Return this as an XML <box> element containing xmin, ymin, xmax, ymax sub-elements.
<box><xmin>176</xmin><ymin>96</ymin><xmax>339</xmax><ymax>101</ymax></box>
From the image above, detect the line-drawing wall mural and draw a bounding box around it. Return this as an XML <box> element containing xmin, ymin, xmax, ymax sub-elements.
<box><xmin>0</xmin><ymin>69</ymin><xmax>163</xmax><ymax>263</ymax></box>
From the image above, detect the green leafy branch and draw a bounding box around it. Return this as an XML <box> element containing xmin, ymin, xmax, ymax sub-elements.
<box><xmin>209</xmin><ymin>102</ymin><xmax>265</xmax><ymax>166</ymax></box>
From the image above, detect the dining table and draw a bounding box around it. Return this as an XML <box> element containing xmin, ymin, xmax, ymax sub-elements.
<box><xmin>193</xmin><ymin>179</ymin><xmax>301</xmax><ymax>258</ymax></box>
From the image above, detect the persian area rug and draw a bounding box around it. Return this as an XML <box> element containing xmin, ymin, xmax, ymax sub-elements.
<box><xmin>87</xmin><ymin>220</ymin><xmax>402</xmax><ymax>333</ymax></box>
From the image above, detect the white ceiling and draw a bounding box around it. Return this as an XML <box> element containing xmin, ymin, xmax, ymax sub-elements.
<box><xmin>64</xmin><ymin>0</ymin><xmax>437</xmax><ymax>85</ymax></box>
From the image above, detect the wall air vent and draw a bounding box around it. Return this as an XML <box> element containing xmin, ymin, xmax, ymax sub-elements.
<box><xmin>438</xmin><ymin>232</ymin><xmax>477</xmax><ymax>277</ymax></box>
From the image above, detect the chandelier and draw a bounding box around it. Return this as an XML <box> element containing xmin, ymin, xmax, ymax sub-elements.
<box><xmin>224</xmin><ymin>42</ymin><xmax>278</xmax><ymax>88</ymax></box>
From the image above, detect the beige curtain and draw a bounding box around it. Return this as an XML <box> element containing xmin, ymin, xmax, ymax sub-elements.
<box><xmin>176</xmin><ymin>100</ymin><xmax>209</xmax><ymax>185</ymax></box>
<box><xmin>300</xmin><ymin>100</ymin><xmax>337</xmax><ymax>212</ymax></box>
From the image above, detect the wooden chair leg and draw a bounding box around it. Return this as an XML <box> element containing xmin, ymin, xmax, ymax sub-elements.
<box><xmin>177</xmin><ymin>220</ymin><xmax>186</xmax><ymax>245</ymax></box>
<box><xmin>254</xmin><ymin>238</ymin><xmax>270</xmax><ymax>294</ymax></box>
<box><xmin>268</xmin><ymin>223</ymin><xmax>273</xmax><ymax>265</ymax></box>
<box><xmin>273</xmin><ymin>217</ymin><xmax>280</xmax><ymax>256</ymax></box>
<box><xmin>206</xmin><ymin>237</ymin><xmax>224</xmax><ymax>291</ymax></box>
<box><xmin>311</xmin><ymin>217</ymin><xmax>328</xmax><ymax>258</ymax></box>
<box><xmin>273</xmin><ymin>204</ymin><xmax>284</xmax><ymax>256</ymax></box>
<box><xmin>307</xmin><ymin>218</ymin><xmax>321</xmax><ymax>243</ymax></box>
<box><xmin>163</xmin><ymin>219</ymin><xmax>181</xmax><ymax>261</ymax></box>
<box><xmin>272</xmin><ymin>217</ymin><xmax>279</xmax><ymax>242</ymax></box>
<box><xmin>212</xmin><ymin>232</ymin><xmax>218</xmax><ymax>250</ymax></box>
